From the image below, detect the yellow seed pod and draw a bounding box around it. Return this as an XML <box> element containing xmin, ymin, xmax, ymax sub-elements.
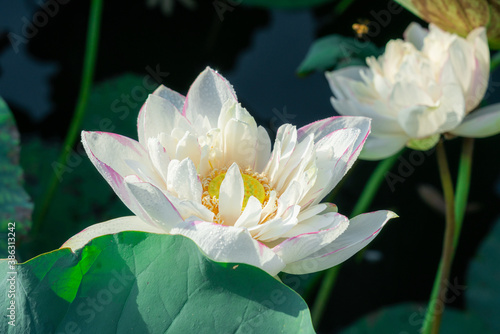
<box><xmin>396</xmin><ymin>0</ymin><xmax>500</xmax><ymax>49</ymax></box>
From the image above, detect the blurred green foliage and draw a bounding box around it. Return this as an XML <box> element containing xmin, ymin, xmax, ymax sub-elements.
<box><xmin>340</xmin><ymin>303</ymin><xmax>492</xmax><ymax>333</ymax></box>
<box><xmin>466</xmin><ymin>216</ymin><xmax>500</xmax><ymax>333</ymax></box>
<box><xmin>20</xmin><ymin>74</ymin><xmax>153</xmax><ymax>259</ymax></box>
<box><xmin>296</xmin><ymin>34</ymin><xmax>382</xmax><ymax>76</ymax></box>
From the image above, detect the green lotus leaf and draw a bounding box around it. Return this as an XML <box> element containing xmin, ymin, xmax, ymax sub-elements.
<box><xmin>0</xmin><ymin>232</ymin><xmax>315</xmax><ymax>333</ymax></box>
<box><xmin>466</xmin><ymin>216</ymin><xmax>500</xmax><ymax>332</ymax></box>
<box><xmin>0</xmin><ymin>97</ymin><xmax>33</xmax><ymax>258</ymax></box>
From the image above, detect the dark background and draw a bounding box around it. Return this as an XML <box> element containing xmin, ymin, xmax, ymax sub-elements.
<box><xmin>1</xmin><ymin>0</ymin><xmax>499</xmax><ymax>332</ymax></box>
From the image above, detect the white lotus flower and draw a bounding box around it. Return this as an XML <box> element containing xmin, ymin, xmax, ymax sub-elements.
<box><xmin>63</xmin><ymin>67</ymin><xmax>396</xmax><ymax>276</ymax></box>
<box><xmin>326</xmin><ymin>22</ymin><xmax>500</xmax><ymax>160</ymax></box>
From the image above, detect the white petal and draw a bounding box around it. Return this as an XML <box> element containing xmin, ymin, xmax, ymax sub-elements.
<box><xmin>297</xmin><ymin>116</ymin><xmax>371</xmax><ymax>155</ymax></box>
<box><xmin>450</xmin><ymin>103</ymin><xmax>500</xmax><ymax>138</ymax></box>
<box><xmin>282</xmin><ymin>210</ymin><xmax>397</xmax><ymax>274</ymax></box>
<box><xmin>152</xmin><ymin>84</ymin><xmax>185</xmax><ymax>112</ymax></box>
<box><xmin>325</xmin><ymin>67</ymin><xmax>371</xmax><ymax>100</ymax></box>
<box><xmin>296</xmin><ymin>203</ymin><xmax>328</xmax><ymax>222</ymax></box>
<box><xmin>261</xmin><ymin>190</ymin><xmax>277</xmax><ymax>222</ymax></box>
<box><xmin>300</xmin><ymin>127</ymin><xmax>363</xmax><ymax>208</ymax></box>
<box><xmin>359</xmin><ymin>134</ymin><xmax>408</xmax><ymax>160</ymax></box>
<box><xmin>166</xmin><ymin>158</ymin><xmax>203</xmax><ymax>202</ymax></box>
<box><xmin>138</xmin><ymin>94</ymin><xmax>191</xmax><ymax>146</ymax></box>
<box><xmin>330</xmin><ymin>98</ymin><xmax>403</xmax><ymax>135</ymax></box>
<box><xmin>125</xmin><ymin>159</ymin><xmax>163</xmax><ymax>186</ymax></box>
<box><xmin>449</xmin><ymin>38</ymin><xmax>475</xmax><ymax>95</ymax></box>
<box><xmin>217</xmin><ymin>100</ymin><xmax>257</xmax><ymax>132</ymax></box>
<box><xmin>81</xmin><ymin>131</ymin><xmax>157</xmax><ymax>223</ymax></box>
<box><xmin>125</xmin><ymin>179</ymin><xmax>184</xmax><ymax>230</ymax></box>
<box><xmin>198</xmin><ymin>145</ymin><xmax>211</xmax><ymax>177</ymax></box>
<box><xmin>183</xmin><ymin>67</ymin><xmax>237</xmax><ymax>129</ymax></box>
<box><xmin>390</xmin><ymin>81</ymin><xmax>436</xmax><ymax>109</ymax></box>
<box><xmin>276</xmin><ymin>181</ymin><xmax>302</xmax><ymax>218</ymax></box>
<box><xmin>274</xmin><ymin>134</ymin><xmax>315</xmax><ymax>193</ymax></box>
<box><xmin>170</xmin><ymin>220</ymin><xmax>285</xmax><ymax>276</ymax></box>
<box><xmin>464</xmin><ymin>28</ymin><xmax>490</xmax><ymax>111</ymax></box>
<box><xmin>445</xmin><ymin>27</ymin><xmax>489</xmax><ymax>112</ymax></box>
<box><xmin>253</xmin><ymin>126</ymin><xmax>272</xmax><ymax>173</ymax></box>
<box><xmin>147</xmin><ymin>137</ymin><xmax>170</xmax><ymax>183</ymax></box>
<box><xmin>282</xmin><ymin>211</ymin><xmax>341</xmax><ymax>238</ymax></box>
<box><xmin>234</xmin><ymin>196</ymin><xmax>263</xmax><ymax>228</ymax></box>
<box><xmin>273</xmin><ymin>213</ymin><xmax>349</xmax><ymax>265</ymax></box>
<box><xmin>219</xmin><ymin>163</ymin><xmax>244</xmax><ymax>226</ymax></box>
<box><xmin>61</xmin><ymin>216</ymin><xmax>165</xmax><ymax>251</ymax></box>
<box><xmin>403</xmin><ymin>22</ymin><xmax>428</xmax><ymax>50</ymax></box>
<box><xmin>264</xmin><ymin>140</ymin><xmax>281</xmax><ymax>185</ymax></box>
<box><xmin>166</xmin><ymin>196</ymin><xmax>214</xmax><ymax>222</ymax></box>
<box><xmin>286</xmin><ymin>203</ymin><xmax>339</xmax><ymax>237</ymax></box>
<box><xmin>222</xmin><ymin>118</ymin><xmax>258</xmax><ymax>169</ymax></box>
<box><xmin>397</xmin><ymin>84</ymin><xmax>465</xmax><ymax>138</ymax></box>
<box><xmin>82</xmin><ymin>131</ymin><xmax>151</xmax><ymax>177</ymax></box>
<box><xmin>175</xmin><ymin>131</ymin><xmax>201</xmax><ymax>165</ymax></box>
<box><xmin>249</xmin><ymin>205</ymin><xmax>300</xmax><ymax>242</ymax></box>
<box><xmin>265</xmin><ymin>124</ymin><xmax>298</xmax><ymax>187</ymax></box>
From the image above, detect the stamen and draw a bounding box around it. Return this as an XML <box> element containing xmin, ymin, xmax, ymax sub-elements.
<box><xmin>200</xmin><ymin>166</ymin><xmax>277</xmax><ymax>225</ymax></box>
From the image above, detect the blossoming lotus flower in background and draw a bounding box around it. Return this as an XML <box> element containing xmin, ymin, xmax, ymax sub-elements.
<box><xmin>62</xmin><ymin>67</ymin><xmax>397</xmax><ymax>277</ymax></box>
<box><xmin>326</xmin><ymin>22</ymin><xmax>500</xmax><ymax>160</ymax></box>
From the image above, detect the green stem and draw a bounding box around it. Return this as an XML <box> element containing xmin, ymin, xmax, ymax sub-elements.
<box><xmin>32</xmin><ymin>0</ymin><xmax>103</xmax><ymax>235</ymax></box>
<box><xmin>422</xmin><ymin>141</ymin><xmax>456</xmax><ymax>334</ymax></box>
<box><xmin>421</xmin><ymin>138</ymin><xmax>473</xmax><ymax>334</ymax></box>
<box><xmin>324</xmin><ymin>161</ymin><xmax>358</xmax><ymax>204</ymax></box>
<box><xmin>351</xmin><ymin>151</ymin><xmax>402</xmax><ymax>217</ymax></box>
<box><xmin>454</xmin><ymin>138</ymin><xmax>473</xmax><ymax>245</ymax></box>
<box><xmin>311</xmin><ymin>266</ymin><xmax>340</xmax><ymax>327</ymax></box>
<box><xmin>311</xmin><ymin>149</ymin><xmax>403</xmax><ymax>329</ymax></box>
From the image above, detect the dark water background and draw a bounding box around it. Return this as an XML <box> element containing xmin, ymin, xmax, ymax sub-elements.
<box><xmin>1</xmin><ymin>0</ymin><xmax>500</xmax><ymax>332</ymax></box>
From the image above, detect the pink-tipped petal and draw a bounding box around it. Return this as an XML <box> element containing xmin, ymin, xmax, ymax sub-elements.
<box><xmin>282</xmin><ymin>210</ymin><xmax>397</xmax><ymax>274</ymax></box>
<box><xmin>300</xmin><ymin>127</ymin><xmax>366</xmax><ymax>207</ymax></box>
<box><xmin>81</xmin><ymin>131</ymin><xmax>156</xmax><ymax>224</ymax></box>
<box><xmin>82</xmin><ymin>131</ymin><xmax>151</xmax><ymax>176</ymax></box>
<box><xmin>273</xmin><ymin>212</ymin><xmax>349</xmax><ymax>266</ymax></box>
<box><xmin>283</xmin><ymin>205</ymin><xmax>340</xmax><ymax>237</ymax></box>
<box><xmin>298</xmin><ymin>116</ymin><xmax>365</xmax><ymax>142</ymax></box>
<box><xmin>297</xmin><ymin>116</ymin><xmax>371</xmax><ymax>160</ymax></box>
<box><xmin>170</xmin><ymin>220</ymin><xmax>285</xmax><ymax>276</ymax></box>
<box><xmin>61</xmin><ymin>216</ymin><xmax>164</xmax><ymax>251</ymax></box>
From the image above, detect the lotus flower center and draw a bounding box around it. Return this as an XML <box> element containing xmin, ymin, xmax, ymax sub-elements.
<box><xmin>208</xmin><ymin>172</ymin><xmax>266</xmax><ymax>207</ymax></box>
<box><xmin>201</xmin><ymin>167</ymin><xmax>273</xmax><ymax>224</ymax></box>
